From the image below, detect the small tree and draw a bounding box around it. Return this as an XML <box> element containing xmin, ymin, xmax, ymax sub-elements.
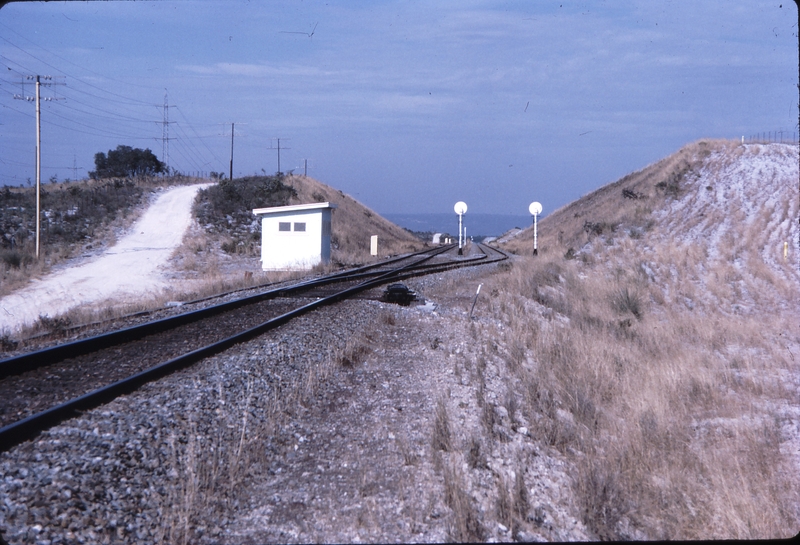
<box><xmin>89</xmin><ymin>145</ymin><xmax>165</xmax><ymax>179</ymax></box>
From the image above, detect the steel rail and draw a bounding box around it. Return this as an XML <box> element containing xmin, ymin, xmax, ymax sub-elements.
<box><xmin>0</xmin><ymin>244</ymin><xmax>455</xmax><ymax>380</ymax></box>
<box><xmin>382</xmin><ymin>243</ymin><xmax>508</xmax><ymax>283</ymax></box>
<box><xmin>0</xmin><ymin>244</ymin><xmax>497</xmax><ymax>452</ymax></box>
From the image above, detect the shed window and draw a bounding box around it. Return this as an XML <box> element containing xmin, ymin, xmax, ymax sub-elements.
<box><xmin>278</xmin><ymin>222</ymin><xmax>291</xmax><ymax>232</ymax></box>
<box><xmin>293</xmin><ymin>222</ymin><xmax>306</xmax><ymax>232</ymax></box>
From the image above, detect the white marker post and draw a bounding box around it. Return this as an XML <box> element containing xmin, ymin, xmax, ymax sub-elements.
<box><xmin>529</xmin><ymin>201</ymin><xmax>542</xmax><ymax>256</ymax></box>
<box><xmin>454</xmin><ymin>201</ymin><xmax>467</xmax><ymax>255</ymax></box>
<box><xmin>469</xmin><ymin>283</ymin><xmax>483</xmax><ymax>319</ymax></box>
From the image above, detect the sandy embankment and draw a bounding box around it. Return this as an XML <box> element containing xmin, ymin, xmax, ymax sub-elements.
<box><xmin>0</xmin><ymin>183</ymin><xmax>210</xmax><ymax>335</ymax></box>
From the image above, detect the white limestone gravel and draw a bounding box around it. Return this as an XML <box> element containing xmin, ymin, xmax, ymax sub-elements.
<box><xmin>0</xmin><ymin>183</ymin><xmax>211</xmax><ymax>336</ymax></box>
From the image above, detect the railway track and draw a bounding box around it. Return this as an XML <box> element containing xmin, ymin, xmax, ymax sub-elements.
<box><xmin>0</xmin><ymin>243</ymin><xmax>507</xmax><ymax>452</ymax></box>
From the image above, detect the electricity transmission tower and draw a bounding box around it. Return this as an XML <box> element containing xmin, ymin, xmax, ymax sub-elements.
<box><xmin>159</xmin><ymin>91</ymin><xmax>174</xmax><ymax>174</ymax></box>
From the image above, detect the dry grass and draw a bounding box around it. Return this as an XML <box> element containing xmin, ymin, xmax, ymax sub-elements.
<box><xmin>7</xmin><ymin>140</ymin><xmax>797</xmax><ymax>541</ymax></box>
<box><xmin>155</xmin><ymin>328</ymin><xmax>350</xmax><ymax>543</ymax></box>
<box><xmin>3</xmin><ymin>172</ymin><xmax>423</xmax><ymax>342</ymax></box>
<box><xmin>442</xmin><ymin>458</ymin><xmax>485</xmax><ymax>542</ymax></box>
<box><xmin>483</xmin><ymin>140</ymin><xmax>800</xmax><ymax>539</ymax></box>
<box><xmin>336</xmin><ymin>336</ymin><xmax>372</xmax><ymax>368</ymax></box>
<box><xmin>0</xmin><ymin>205</ymin><xmax>143</xmax><ymax>299</ymax></box>
<box><xmin>478</xmin><ymin>250</ymin><xmax>799</xmax><ymax>539</ymax></box>
<box><xmin>2</xmin><ymin>261</ymin><xmax>303</xmax><ymax>346</ymax></box>
<box><xmin>149</xmin><ymin>140</ymin><xmax>797</xmax><ymax>541</ymax></box>
<box><xmin>432</xmin><ymin>396</ymin><xmax>454</xmax><ymax>452</ymax></box>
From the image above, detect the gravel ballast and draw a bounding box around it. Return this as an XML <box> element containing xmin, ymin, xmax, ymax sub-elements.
<box><xmin>1</xmin><ymin>263</ymin><xmax>589</xmax><ymax>544</ymax></box>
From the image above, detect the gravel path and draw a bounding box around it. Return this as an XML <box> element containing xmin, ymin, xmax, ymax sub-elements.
<box><xmin>0</xmin><ymin>183</ymin><xmax>211</xmax><ymax>335</ymax></box>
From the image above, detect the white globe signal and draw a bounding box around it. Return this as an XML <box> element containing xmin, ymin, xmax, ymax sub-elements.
<box><xmin>454</xmin><ymin>201</ymin><xmax>468</xmax><ymax>215</ymax></box>
<box><xmin>529</xmin><ymin>201</ymin><xmax>542</xmax><ymax>216</ymax></box>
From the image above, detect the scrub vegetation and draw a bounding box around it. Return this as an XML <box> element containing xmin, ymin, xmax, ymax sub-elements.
<box><xmin>190</xmin><ymin>173</ymin><xmax>423</xmax><ymax>264</ymax></box>
<box><xmin>0</xmin><ymin>175</ymin><xmax>203</xmax><ymax>298</ymax></box>
<box><xmin>192</xmin><ymin>174</ymin><xmax>298</xmax><ymax>257</ymax></box>
<box><xmin>503</xmin><ymin>139</ymin><xmax>719</xmax><ymax>256</ymax></box>
<box><xmin>468</xmin><ymin>252</ymin><xmax>798</xmax><ymax>539</ymax></box>
<box><xmin>1</xmin><ymin>171</ymin><xmax>424</xmax><ymax>341</ymax></box>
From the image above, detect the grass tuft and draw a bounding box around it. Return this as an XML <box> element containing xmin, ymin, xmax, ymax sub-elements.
<box><xmin>336</xmin><ymin>337</ymin><xmax>372</xmax><ymax>368</ymax></box>
<box><xmin>432</xmin><ymin>397</ymin><xmax>453</xmax><ymax>452</ymax></box>
<box><xmin>443</xmin><ymin>461</ymin><xmax>485</xmax><ymax>542</ymax></box>
<box><xmin>611</xmin><ymin>286</ymin><xmax>643</xmax><ymax>320</ymax></box>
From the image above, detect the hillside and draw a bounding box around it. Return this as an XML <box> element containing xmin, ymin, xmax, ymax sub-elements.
<box><xmin>184</xmin><ymin>140</ymin><xmax>800</xmax><ymax>540</ymax></box>
<box><xmin>180</xmin><ymin>174</ymin><xmax>425</xmax><ymax>282</ymax></box>
<box><xmin>0</xmin><ymin>173</ymin><xmax>423</xmax><ymax>337</ymax></box>
<box><xmin>0</xmin><ymin>176</ymin><xmax>168</xmax><ymax>298</ymax></box>
<box><xmin>286</xmin><ymin>175</ymin><xmax>425</xmax><ymax>261</ymax></box>
<box><xmin>501</xmin><ymin>139</ymin><xmax>800</xmax><ymax>324</ymax></box>
<box><xmin>502</xmin><ymin>140</ymin><xmax>799</xmax><ymax>266</ymax></box>
<box><xmin>481</xmin><ymin>139</ymin><xmax>800</xmax><ymax>538</ymax></box>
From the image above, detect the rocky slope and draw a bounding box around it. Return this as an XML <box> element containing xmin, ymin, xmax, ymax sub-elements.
<box><xmin>504</xmin><ymin>140</ymin><xmax>799</xmax><ymax>270</ymax></box>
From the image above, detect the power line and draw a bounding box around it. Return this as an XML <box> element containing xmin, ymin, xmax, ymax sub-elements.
<box><xmin>47</xmin><ymin>92</ymin><xmax>158</xmax><ymax>124</ymax></box>
<box><xmin>175</xmin><ymin>105</ymin><xmax>224</xmax><ymax>165</ymax></box>
<box><xmin>0</xmin><ymin>21</ymin><xmax>163</xmax><ymax>93</ymax></box>
<box><xmin>173</xmin><ymin>123</ymin><xmax>213</xmax><ymax>171</ymax></box>
<box><xmin>1</xmin><ymin>36</ymin><xmax>219</xmax><ymax>179</ymax></box>
<box><xmin>1</xmin><ymin>100</ymin><xmax>35</xmax><ymax>119</ymax></box>
<box><xmin>0</xmin><ymin>33</ymin><xmax>158</xmax><ymax>106</ymax></box>
<box><xmin>170</xmin><ymin>125</ymin><xmax>208</xmax><ymax>173</ymax></box>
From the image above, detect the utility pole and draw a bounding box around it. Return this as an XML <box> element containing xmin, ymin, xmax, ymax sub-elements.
<box><xmin>35</xmin><ymin>76</ymin><xmax>41</xmax><ymax>258</ymax></box>
<box><xmin>14</xmin><ymin>75</ymin><xmax>63</xmax><ymax>259</ymax></box>
<box><xmin>220</xmin><ymin>122</ymin><xmax>246</xmax><ymax>180</ymax></box>
<box><xmin>269</xmin><ymin>138</ymin><xmax>290</xmax><ymax>174</ymax></box>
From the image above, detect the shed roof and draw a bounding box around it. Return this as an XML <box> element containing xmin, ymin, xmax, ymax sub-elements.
<box><xmin>252</xmin><ymin>202</ymin><xmax>337</xmax><ymax>216</ymax></box>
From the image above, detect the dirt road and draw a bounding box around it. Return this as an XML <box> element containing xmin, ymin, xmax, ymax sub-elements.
<box><xmin>0</xmin><ymin>183</ymin><xmax>210</xmax><ymax>335</ymax></box>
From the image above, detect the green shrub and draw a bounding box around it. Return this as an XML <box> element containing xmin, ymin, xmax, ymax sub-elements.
<box><xmin>193</xmin><ymin>175</ymin><xmax>298</xmax><ymax>255</ymax></box>
<box><xmin>1</xmin><ymin>250</ymin><xmax>22</xmax><ymax>269</ymax></box>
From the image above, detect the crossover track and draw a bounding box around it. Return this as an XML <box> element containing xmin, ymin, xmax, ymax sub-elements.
<box><xmin>0</xmin><ymin>243</ymin><xmax>507</xmax><ymax>452</ymax></box>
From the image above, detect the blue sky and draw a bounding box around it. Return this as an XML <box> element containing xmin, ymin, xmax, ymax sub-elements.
<box><xmin>0</xmin><ymin>0</ymin><xmax>796</xmax><ymax>217</ymax></box>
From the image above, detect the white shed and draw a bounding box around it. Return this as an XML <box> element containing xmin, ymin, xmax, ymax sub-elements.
<box><xmin>252</xmin><ymin>202</ymin><xmax>336</xmax><ymax>270</ymax></box>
